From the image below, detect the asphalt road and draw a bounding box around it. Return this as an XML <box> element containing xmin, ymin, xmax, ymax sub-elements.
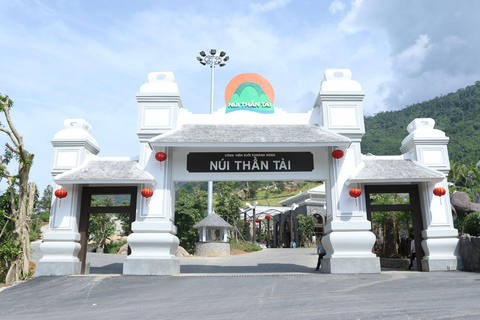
<box><xmin>1</xmin><ymin>245</ymin><xmax>479</xmax><ymax>319</ymax></box>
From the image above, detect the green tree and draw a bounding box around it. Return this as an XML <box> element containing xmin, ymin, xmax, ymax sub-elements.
<box><xmin>175</xmin><ymin>188</ymin><xmax>207</xmax><ymax>253</ymax></box>
<box><xmin>370</xmin><ymin>193</ymin><xmax>411</xmax><ymax>257</ymax></box>
<box><xmin>215</xmin><ymin>181</ymin><xmax>242</xmax><ymax>239</ymax></box>
<box><xmin>89</xmin><ymin>196</ymin><xmax>116</xmax><ymax>253</ymax></box>
<box><xmin>463</xmin><ymin>212</ymin><xmax>480</xmax><ymax>236</ymax></box>
<box><xmin>0</xmin><ymin>94</ymin><xmax>36</xmax><ymax>284</ymax></box>
<box><xmin>297</xmin><ymin>215</ymin><xmax>316</xmax><ymax>247</ymax></box>
<box><xmin>246</xmin><ymin>181</ymin><xmax>259</xmax><ymax>199</ymax></box>
<box><xmin>0</xmin><ymin>190</ymin><xmax>20</xmax><ymax>283</ymax></box>
<box><xmin>239</xmin><ymin>220</ymin><xmax>251</xmax><ymax>241</ymax></box>
<box><xmin>448</xmin><ymin>161</ymin><xmax>466</xmax><ymax>186</ymax></box>
<box><xmin>35</xmin><ymin>185</ymin><xmax>53</xmax><ymax>216</ymax></box>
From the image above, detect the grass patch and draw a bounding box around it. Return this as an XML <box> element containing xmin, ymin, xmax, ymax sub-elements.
<box><xmin>230</xmin><ymin>239</ymin><xmax>262</xmax><ymax>252</ymax></box>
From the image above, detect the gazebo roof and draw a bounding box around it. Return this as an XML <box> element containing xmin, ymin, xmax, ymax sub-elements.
<box><xmin>194</xmin><ymin>212</ymin><xmax>233</xmax><ymax>229</ymax></box>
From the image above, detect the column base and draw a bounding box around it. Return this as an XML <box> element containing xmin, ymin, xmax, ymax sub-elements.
<box><xmin>321</xmin><ymin>257</ymin><xmax>380</xmax><ymax>274</ymax></box>
<box><xmin>123</xmin><ymin>258</ymin><xmax>180</xmax><ymax>275</ymax></box>
<box><xmin>35</xmin><ymin>261</ymin><xmax>82</xmax><ymax>277</ymax></box>
<box><xmin>421</xmin><ymin>258</ymin><xmax>460</xmax><ymax>271</ymax></box>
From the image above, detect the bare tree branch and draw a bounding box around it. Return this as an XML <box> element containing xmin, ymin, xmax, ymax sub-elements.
<box><xmin>0</xmin><ymin>128</ymin><xmax>19</xmax><ymax>148</ymax></box>
<box><xmin>5</xmin><ymin>142</ymin><xmax>20</xmax><ymax>155</ymax></box>
<box><xmin>1</xmin><ymin>100</ymin><xmax>26</xmax><ymax>162</ymax></box>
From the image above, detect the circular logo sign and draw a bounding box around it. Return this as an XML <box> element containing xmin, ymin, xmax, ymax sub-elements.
<box><xmin>224</xmin><ymin>73</ymin><xmax>275</xmax><ymax>114</ymax></box>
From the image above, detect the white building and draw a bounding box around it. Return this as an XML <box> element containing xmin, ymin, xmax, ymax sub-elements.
<box><xmin>36</xmin><ymin>69</ymin><xmax>461</xmax><ymax>276</ymax></box>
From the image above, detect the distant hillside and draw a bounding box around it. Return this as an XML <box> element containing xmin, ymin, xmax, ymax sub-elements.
<box><xmin>361</xmin><ymin>81</ymin><xmax>480</xmax><ymax>164</ymax></box>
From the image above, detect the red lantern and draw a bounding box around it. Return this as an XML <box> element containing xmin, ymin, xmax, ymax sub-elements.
<box><xmin>55</xmin><ymin>189</ymin><xmax>67</xmax><ymax>207</ymax></box>
<box><xmin>248</xmin><ymin>221</ymin><xmax>251</xmax><ymax>225</ymax></box>
<box><xmin>255</xmin><ymin>218</ymin><xmax>261</xmax><ymax>223</ymax></box>
<box><xmin>332</xmin><ymin>150</ymin><xmax>344</xmax><ymax>167</ymax></box>
<box><xmin>155</xmin><ymin>152</ymin><xmax>167</xmax><ymax>170</ymax></box>
<box><xmin>433</xmin><ymin>187</ymin><xmax>446</xmax><ymax>197</ymax></box>
<box><xmin>349</xmin><ymin>188</ymin><xmax>362</xmax><ymax>198</ymax></box>
<box><xmin>141</xmin><ymin>188</ymin><xmax>153</xmax><ymax>198</ymax></box>
<box><xmin>433</xmin><ymin>187</ymin><xmax>446</xmax><ymax>204</ymax></box>
<box><xmin>141</xmin><ymin>188</ymin><xmax>154</xmax><ymax>206</ymax></box>
<box><xmin>332</xmin><ymin>150</ymin><xmax>344</xmax><ymax>159</ymax></box>
<box><xmin>349</xmin><ymin>188</ymin><xmax>362</xmax><ymax>206</ymax></box>
<box><xmin>155</xmin><ymin>152</ymin><xmax>167</xmax><ymax>162</ymax></box>
<box><xmin>265</xmin><ymin>215</ymin><xmax>271</xmax><ymax>220</ymax></box>
<box><xmin>55</xmin><ymin>189</ymin><xmax>67</xmax><ymax>198</ymax></box>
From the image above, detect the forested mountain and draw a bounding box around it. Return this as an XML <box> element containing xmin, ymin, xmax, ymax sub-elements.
<box><xmin>361</xmin><ymin>81</ymin><xmax>480</xmax><ymax>164</ymax></box>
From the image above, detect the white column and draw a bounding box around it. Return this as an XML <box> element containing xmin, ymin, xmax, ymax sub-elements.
<box><xmin>123</xmin><ymin>146</ymin><xmax>180</xmax><ymax>275</ymax></box>
<box><xmin>223</xmin><ymin>228</ymin><xmax>228</xmax><ymax>243</ymax></box>
<box><xmin>321</xmin><ymin>143</ymin><xmax>379</xmax><ymax>274</ymax></box>
<box><xmin>37</xmin><ymin>119</ymin><xmax>99</xmax><ymax>276</ymax></box>
<box><xmin>312</xmin><ymin>69</ymin><xmax>379</xmax><ymax>274</ymax></box>
<box><xmin>400</xmin><ymin>118</ymin><xmax>460</xmax><ymax>271</ymax></box>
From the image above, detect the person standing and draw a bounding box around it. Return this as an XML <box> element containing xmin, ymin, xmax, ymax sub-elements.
<box><xmin>408</xmin><ymin>234</ymin><xmax>416</xmax><ymax>270</ymax></box>
<box><xmin>315</xmin><ymin>242</ymin><xmax>326</xmax><ymax>271</ymax></box>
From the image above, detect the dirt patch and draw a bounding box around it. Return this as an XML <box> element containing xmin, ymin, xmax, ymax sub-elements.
<box><xmin>230</xmin><ymin>249</ymin><xmax>247</xmax><ymax>255</ymax></box>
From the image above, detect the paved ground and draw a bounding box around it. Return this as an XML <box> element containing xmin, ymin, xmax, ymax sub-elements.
<box><xmin>1</xmin><ymin>245</ymin><xmax>479</xmax><ymax>319</ymax></box>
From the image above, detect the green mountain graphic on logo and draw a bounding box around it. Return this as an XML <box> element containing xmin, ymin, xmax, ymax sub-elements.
<box><xmin>226</xmin><ymin>82</ymin><xmax>274</xmax><ymax>114</ymax></box>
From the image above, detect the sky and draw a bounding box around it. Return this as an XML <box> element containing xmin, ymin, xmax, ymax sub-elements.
<box><xmin>1</xmin><ymin>0</ymin><xmax>479</xmax><ymax>193</ymax></box>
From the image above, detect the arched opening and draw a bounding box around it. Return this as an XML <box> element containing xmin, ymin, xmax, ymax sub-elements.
<box><xmin>364</xmin><ymin>185</ymin><xmax>425</xmax><ymax>271</ymax></box>
<box><xmin>78</xmin><ymin>186</ymin><xmax>137</xmax><ymax>274</ymax></box>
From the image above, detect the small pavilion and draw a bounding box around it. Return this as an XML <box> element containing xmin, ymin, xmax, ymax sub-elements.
<box><xmin>194</xmin><ymin>212</ymin><xmax>233</xmax><ymax>256</ymax></box>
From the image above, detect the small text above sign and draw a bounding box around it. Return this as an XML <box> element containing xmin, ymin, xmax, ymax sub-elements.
<box><xmin>187</xmin><ymin>152</ymin><xmax>314</xmax><ymax>173</ymax></box>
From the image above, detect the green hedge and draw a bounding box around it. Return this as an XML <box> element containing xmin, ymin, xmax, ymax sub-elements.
<box><xmin>464</xmin><ymin>212</ymin><xmax>480</xmax><ymax>237</ymax></box>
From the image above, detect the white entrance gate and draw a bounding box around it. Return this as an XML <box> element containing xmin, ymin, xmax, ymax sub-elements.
<box><xmin>36</xmin><ymin>70</ymin><xmax>461</xmax><ymax>276</ymax></box>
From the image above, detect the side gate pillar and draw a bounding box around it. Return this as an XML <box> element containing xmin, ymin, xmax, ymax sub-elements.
<box><xmin>36</xmin><ymin>119</ymin><xmax>100</xmax><ymax>276</ymax></box>
<box><xmin>311</xmin><ymin>69</ymin><xmax>380</xmax><ymax>273</ymax></box>
<box><xmin>400</xmin><ymin>118</ymin><xmax>461</xmax><ymax>271</ymax></box>
<box><xmin>123</xmin><ymin>72</ymin><xmax>182</xmax><ymax>275</ymax></box>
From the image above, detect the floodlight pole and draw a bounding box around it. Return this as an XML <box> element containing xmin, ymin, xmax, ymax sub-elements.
<box><xmin>197</xmin><ymin>49</ymin><xmax>229</xmax><ymax>215</ymax></box>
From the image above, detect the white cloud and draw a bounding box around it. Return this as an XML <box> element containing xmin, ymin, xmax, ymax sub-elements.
<box><xmin>250</xmin><ymin>0</ymin><xmax>291</xmax><ymax>12</ymax></box>
<box><xmin>337</xmin><ymin>0</ymin><xmax>480</xmax><ymax>113</ymax></box>
<box><xmin>329</xmin><ymin>0</ymin><xmax>346</xmax><ymax>14</ymax></box>
<box><xmin>393</xmin><ymin>34</ymin><xmax>433</xmax><ymax>75</ymax></box>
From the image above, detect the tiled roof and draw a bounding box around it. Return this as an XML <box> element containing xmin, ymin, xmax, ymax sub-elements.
<box><xmin>54</xmin><ymin>158</ymin><xmax>155</xmax><ymax>184</ymax></box>
<box><xmin>149</xmin><ymin>124</ymin><xmax>350</xmax><ymax>146</ymax></box>
<box><xmin>347</xmin><ymin>159</ymin><xmax>444</xmax><ymax>184</ymax></box>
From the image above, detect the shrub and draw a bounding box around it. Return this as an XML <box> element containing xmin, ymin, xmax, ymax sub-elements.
<box><xmin>463</xmin><ymin>212</ymin><xmax>480</xmax><ymax>237</ymax></box>
<box><xmin>105</xmin><ymin>240</ymin><xmax>127</xmax><ymax>254</ymax></box>
<box><xmin>39</xmin><ymin>211</ymin><xmax>50</xmax><ymax>222</ymax></box>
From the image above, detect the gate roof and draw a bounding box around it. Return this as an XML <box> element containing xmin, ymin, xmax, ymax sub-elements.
<box><xmin>54</xmin><ymin>158</ymin><xmax>155</xmax><ymax>185</ymax></box>
<box><xmin>149</xmin><ymin>124</ymin><xmax>350</xmax><ymax>147</ymax></box>
<box><xmin>346</xmin><ymin>158</ymin><xmax>444</xmax><ymax>185</ymax></box>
